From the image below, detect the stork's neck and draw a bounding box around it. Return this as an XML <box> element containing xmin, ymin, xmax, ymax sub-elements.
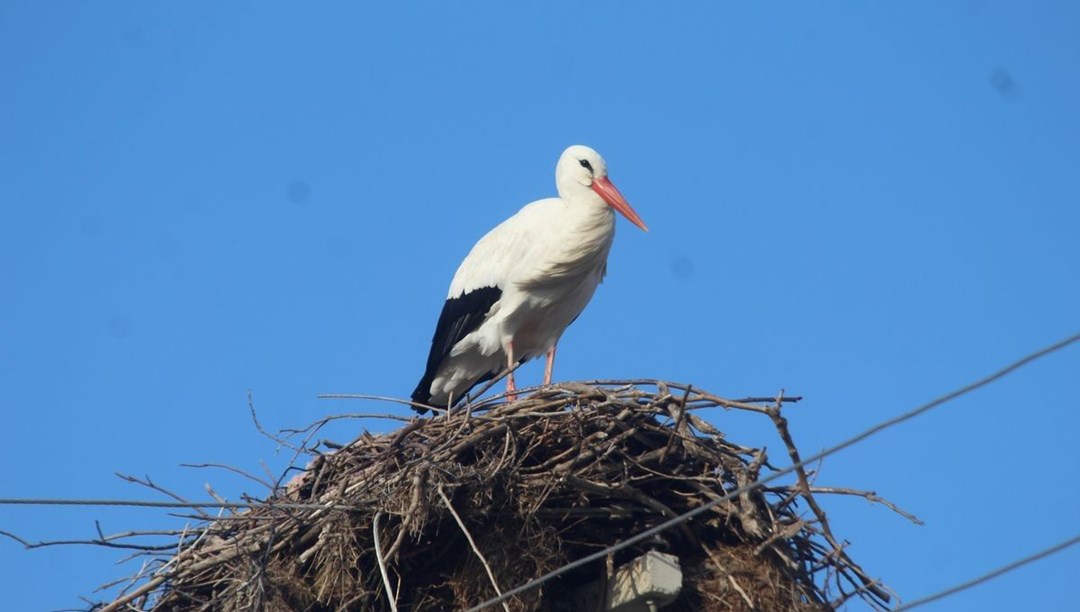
<box><xmin>561</xmin><ymin>196</ymin><xmax>617</xmax><ymax>261</ymax></box>
<box><xmin>519</xmin><ymin>199</ymin><xmax>614</xmax><ymax>292</ymax></box>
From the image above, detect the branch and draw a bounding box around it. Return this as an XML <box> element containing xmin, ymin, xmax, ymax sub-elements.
<box><xmin>181</xmin><ymin>462</ymin><xmax>274</xmax><ymax>490</ymax></box>
<box><xmin>115</xmin><ymin>473</ymin><xmax>210</xmax><ymax>519</ymax></box>
<box><xmin>0</xmin><ymin>524</ymin><xmax>191</xmax><ymax>552</ymax></box>
<box><xmin>765</xmin><ymin>390</ymin><xmax>893</xmax><ymax>605</ymax></box>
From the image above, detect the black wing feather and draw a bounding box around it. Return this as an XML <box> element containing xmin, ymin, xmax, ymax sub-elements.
<box><xmin>411</xmin><ymin>286</ymin><xmax>502</xmax><ymax>410</ymax></box>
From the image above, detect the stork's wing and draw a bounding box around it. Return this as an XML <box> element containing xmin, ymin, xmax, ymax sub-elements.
<box><xmin>446</xmin><ymin>199</ymin><xmax>557</xmax><ymax>298</ymax></box>
<box><xmin>411</xmin><ymin>199</ymin><xmax>558</xmax><ymax>409</ymax></box>
<box><xmin>411</xmin><ymin>286</ymin><xmax>502</xmax><ymax>407</ymax></box>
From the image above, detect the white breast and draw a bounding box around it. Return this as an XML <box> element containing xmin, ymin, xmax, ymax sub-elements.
<box><xmin>474</xmin><ymin>202</ymin><xmax>614</xmax><ymax>356</ymax></box>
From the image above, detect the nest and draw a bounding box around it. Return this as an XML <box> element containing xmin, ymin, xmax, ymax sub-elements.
<box><xmin>99</xmin><ymin>382</ymin><xmax>898</xmax><ymax>611</ymax></box>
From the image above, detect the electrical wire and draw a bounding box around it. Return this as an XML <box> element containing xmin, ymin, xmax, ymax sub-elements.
<box><xmin>893</xmin><ymin>533</ymin><xmax>1080</xmax><ymax>611</ymax></box>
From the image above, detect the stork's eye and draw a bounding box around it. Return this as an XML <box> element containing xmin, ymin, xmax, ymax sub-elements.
<box><xmin>579</xmin><ymin>159</ymin><xmax>594</xmax><ymax>174</ymax></box>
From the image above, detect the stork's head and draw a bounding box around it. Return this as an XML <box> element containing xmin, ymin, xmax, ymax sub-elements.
<box><xmin>556</xmin><ymin>145</ymin><xmax>648</xmax><ymax>232</ymax></box>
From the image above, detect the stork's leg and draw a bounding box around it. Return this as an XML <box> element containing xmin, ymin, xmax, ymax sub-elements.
<box><xmin>543</xmin><ymin>344</ymin><xmax>557</xmax><ymax>386</ymax></box>
<box><xmin>505</xmin><ymin>340</ymin><xmax>518</xmax><ymax>402</ymax></box>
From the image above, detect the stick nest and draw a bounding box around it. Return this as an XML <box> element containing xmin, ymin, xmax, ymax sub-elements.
<box><xmin>104</xmin><ymin>382</ymin><xmax>898</xmax><ymax>611</ymax></box>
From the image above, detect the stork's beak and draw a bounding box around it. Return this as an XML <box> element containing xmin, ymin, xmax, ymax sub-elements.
<box><xmin>591</xmin><ymin>176</ymin><xmax>648</xmax><ymax>232</ymax></box>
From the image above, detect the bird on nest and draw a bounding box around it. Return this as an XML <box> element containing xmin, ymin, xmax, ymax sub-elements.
<box><xmin>411</xmin><ymin>145</ymin><xmax>648</xmax><ymax>412</ymax></box>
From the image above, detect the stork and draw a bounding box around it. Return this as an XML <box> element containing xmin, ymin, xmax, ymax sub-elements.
<box><xmin>410</xmin><ymin>145</ymin><xmax>647</xmax><ymax>412</ymax></box>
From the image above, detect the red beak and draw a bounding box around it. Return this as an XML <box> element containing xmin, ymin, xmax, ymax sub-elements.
<box><xmin>591</xmin><ymin>176</ymin><xmax>648</xmax><ymax>232</ymax></box>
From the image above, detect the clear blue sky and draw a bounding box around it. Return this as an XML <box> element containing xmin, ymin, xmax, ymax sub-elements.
<box><xmin>2</xmin><ymin>2</ymin><xmax>1078</xmax><ymax>610</ymax></box>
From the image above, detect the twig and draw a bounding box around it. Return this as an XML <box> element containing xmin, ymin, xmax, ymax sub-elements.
<box><xmin>660</xmin><ymin>384</ymin><xmax>692</xmax><ymax>464</ymax></box>
<box><xmin>317</xmin><ymin>393</ymin><xmax>444</xmax><ymax>415</ymax></box>
<box><xmin>793</xmin><ymin>486</ymin><xmax>923</xmax><ymax>525</ymax></box>
<box><xmin>385</xmin><ymin>466</ymin><xmax>428</xmax><ymax>560</ymax></box>
<box><xmin>247</xmin><ymin>390</ymin><xmax>295</xmax><ymax>449</ymax></box>
<box><xmin>372</xmin><ymin>512</ymin><xmax>399</xmax><ymax>612</ymax></box>
<box><xmin>181</xmin><ymin>462</ymin><xmax>274</xmax><ymax>490</ymax></box>
<box><xmin>115</xmin><ymin>473</ymin><xmax>212</xmax><ymax>519</ymax></box>
<box><xmin>98</xmin><ymin>575</ymin><xmax>168</xmax><ymax>612</ymax></box>
<box><xmin>437</xmin><ymin>486</ymin><xmax>512</xmax><ymax>612</ymax></box>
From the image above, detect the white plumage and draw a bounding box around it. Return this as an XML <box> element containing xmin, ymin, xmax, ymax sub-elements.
<box><xmin>411</xmin><ymin>145</ymin><xmax>647</xmax><ymax>411</ymax></box>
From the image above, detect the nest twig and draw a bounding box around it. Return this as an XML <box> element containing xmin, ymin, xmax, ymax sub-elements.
<box><xmin>72</xmin><ymin>381</ymin><xmax>910</xmax><ymax>611</ymax></box>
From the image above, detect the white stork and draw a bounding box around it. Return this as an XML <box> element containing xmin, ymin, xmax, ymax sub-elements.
<box><xmin>411</xmin><ymin>145</ymin><xmax>647</xmax><ymax>412</ymax></box>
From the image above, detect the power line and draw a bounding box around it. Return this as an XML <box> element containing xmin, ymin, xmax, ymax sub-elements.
<box><xmin>0</xmin><ymin>498</ymin><xmax>354</xmax><ymax>511</ymax></box>
<box><xmin>465</xmin><ymin>331</ymin><xmax>1080</xmax><ymax>611</ymax></box>
<box><xmin>893</xmin><ymin>533</ymin><xmax>1080</xmax><ymax>611</ymax></box>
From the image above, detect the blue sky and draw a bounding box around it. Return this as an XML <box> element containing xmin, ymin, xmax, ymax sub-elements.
<box><xmin>2</xmin><ymin>2</ymin><xmax>1078</xmax><ymax>610</ymax></box>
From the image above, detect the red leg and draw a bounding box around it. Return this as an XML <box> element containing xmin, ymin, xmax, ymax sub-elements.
<box><xmin>543</xmin><ymin>344</ymin><xmax>557</xmax><ymax>385</ymax></box>
<box><xmin>505</xmin><ymin>340</ymin><xmax>518</xmax><ymax>402</ymax></box>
